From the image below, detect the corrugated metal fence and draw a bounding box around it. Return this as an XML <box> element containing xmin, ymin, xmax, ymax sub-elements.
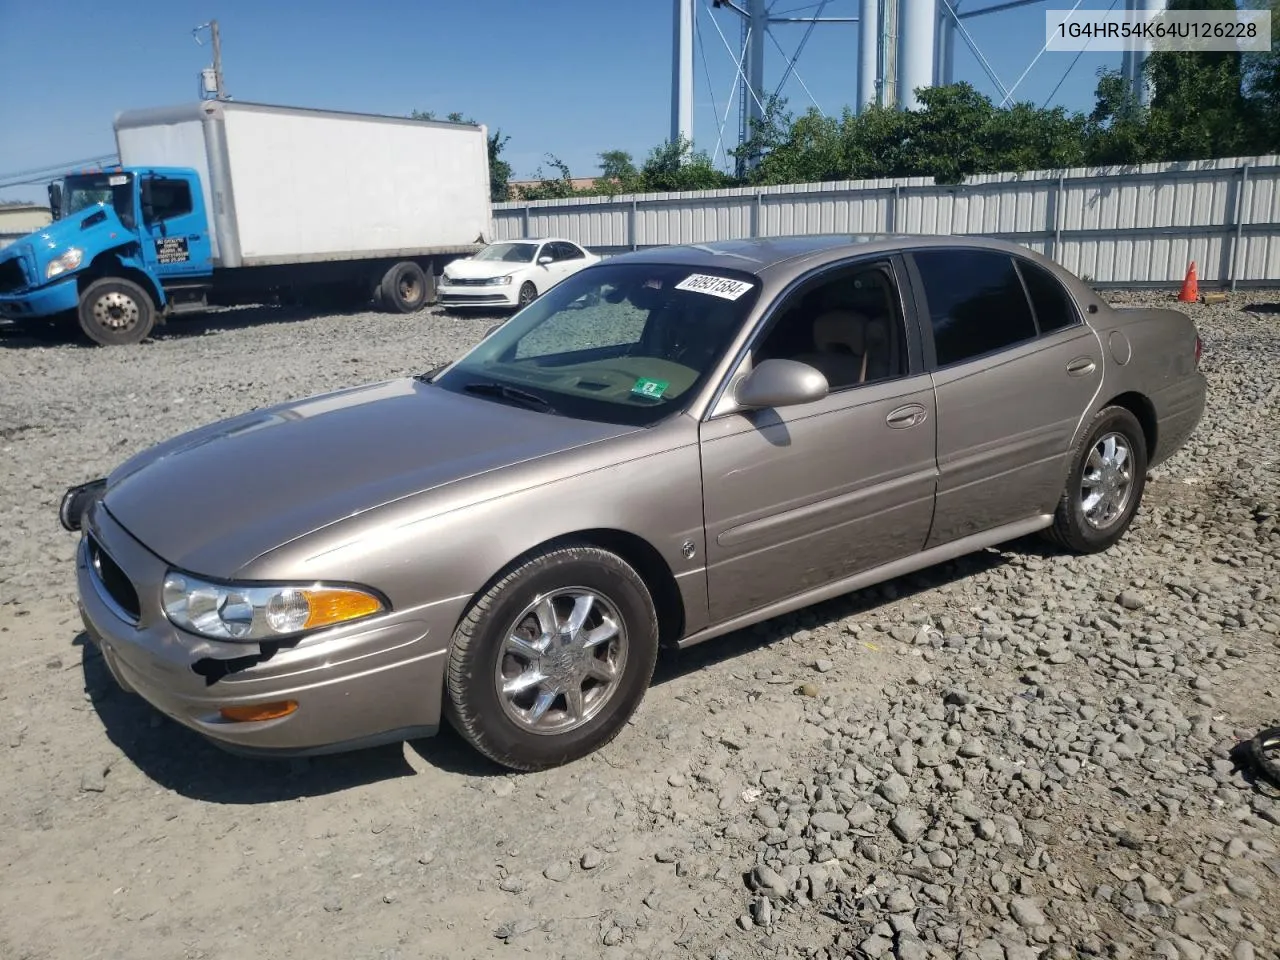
<box><xmin>492</xmin><ymin>154</ymin><xmax>1280</xmax><ymax>288</ymax></box>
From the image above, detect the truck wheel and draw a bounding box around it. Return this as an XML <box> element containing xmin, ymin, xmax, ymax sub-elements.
<box><xmin>380</xmin><ymin>262</ymin><xmax>428</xmax><ymax>314</ymax></box>
<box><xmin>77</xmin><ymin>278</ymin><xmax>155</xmax><ymax>346</ymax></box>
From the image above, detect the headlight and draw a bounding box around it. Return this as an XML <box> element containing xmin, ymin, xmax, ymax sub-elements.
<box><xmin>45</xmin><ymin>247</ymin><xmax>84</xmax><ymax>280</ymax></box>
<box><xmin>162</xmin><ymin>571</ymin><xmax>386</xmax><ymax>642</ymax></box>
<box><xmin>485</xmin><ymin>275</ymin><xmax>513</xmax><ymax>286</ymax></box>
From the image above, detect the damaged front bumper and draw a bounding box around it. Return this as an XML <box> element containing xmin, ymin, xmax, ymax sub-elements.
<box><xmin>74</xmin><ymin>498</ymin><xmax>452</xmax><ymax>758</ymax></box>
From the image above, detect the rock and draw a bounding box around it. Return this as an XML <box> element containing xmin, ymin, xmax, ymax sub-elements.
<box><xmin>498</xmin><ymin>876</ymin><xmax>525</xmax><ymax>894</ymax></box>
<box><xmin>602</xmin><ymin>926</ymin><xmax>623</xmax><ymax>946</ymax></box>
<box><xmin>580</xmin><ymin>849</ymin><xmax>603</xmax><ymax>870</ymax></box>
<box><xmin>323</xmin><ymin>900</ymin><xmax>343</xmax><ymax>913</ymax></box>
<box><xmin>958</xmin><ymin>739</ymin><xmax>986</xmax><ymax>759</ymax></box>
<box><xmin>846</xmin><ymin>802</ymin><xmax>875</xmax><ymax>827</ymax></box>
<box><xmin>1233</xmin><ymin>943</ymin><xmax>1255</xmax><ymax>960</ymax></box>
<box><xmin>815</xmin><ymin>658</ymin><xmax>835</xmax><ymax>673</ymax></box>
<box><xmin>543</xmin><ymin>862</ymin><xmax>570</xmax><ymax>882</ymax></box>
<box><xmin>492</xmin><ymin>779</ymin><xmax>515</xmax><ymax>797</ymax></box>
<box><xmin>752</xmin><ymin>864</ymin><xmax>789</xmax><ymax>899</ymax></box>
<box><xmin>860</xmin><ymin>934</ymin><xmax>893</xmax><ymax>958</ymax></box>
<box><xmin>878</xmin><ymin>773</ymin><xmax>911</xmax><ymax>806</ymax></box>
<box><xmin>1225</xmin><ymin>875</ymin><xmax>1260</xmax><ymax>899</ymax></box>
<box><xmin>80</xmin><ymin>765</ymin><xmax>107</xmax><ymax>793</ymax></box>
<box><xmin>890</xmin><ymin>809</ymin><xmax>927</xmax><ymax>844</ymax></box>
<box><xmin>1010</xmin><ymin>897</ymin><xmax>1047</xmax><ymax>928</ymax></box>
<box><xmin>752</xmin><ymin>896</ymin><xmax>774</xmax><ymax>928</ymax></box>
<box><xmin>810</xmin><ymin>811</ymin><xmax>847</xmax><ymax>836</ymax></box>
<box><xmin>1118</xmin><ymin>591</ymin><xmax>1145</xmax><ymax>610</ymax></box>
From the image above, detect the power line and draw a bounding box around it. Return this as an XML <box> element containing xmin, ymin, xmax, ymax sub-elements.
<box><xmin>0</xmin><ymin>153</ymin><xmax>119</xmax><ymax>184</ymax></box>
<box><xmin>1041</xmin><ymin>0</ymin><xmax>1119</xmax><ymax>109</ymax></box>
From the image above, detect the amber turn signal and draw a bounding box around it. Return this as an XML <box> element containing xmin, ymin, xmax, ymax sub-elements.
<box><xmin>218</xmin><ymin>700</ymin><xmax>299</xmax><ymax>723</ymax></box>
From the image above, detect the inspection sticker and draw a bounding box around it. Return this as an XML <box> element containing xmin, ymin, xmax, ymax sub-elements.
<box><xmin>674</xmin><ymin>274</ymin><xmax>755</xmax><ymax>301</ymax></box>
<box><xmin>631</xmin><ymin>377</ymin><xmax>669</xmax><ymax>400</ymax></box>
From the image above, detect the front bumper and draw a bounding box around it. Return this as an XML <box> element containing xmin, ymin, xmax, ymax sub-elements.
<box><xmin>0</xmin><ymin>276</ymin><xmax>79</xmax><ymax>319</ymax></box>
<box><xmin>75</xmin><ymin>500</ymin><xmax>459</xmax><ymax>758</ymax></box>
<box><xmin>438</xmin><ymin>282</ymin><xmax>518</xmax><ymax>308</ymax></box>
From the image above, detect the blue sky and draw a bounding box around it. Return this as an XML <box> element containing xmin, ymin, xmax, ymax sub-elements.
<box><xmin>0</xmin><ymin>0</ymin><xmax>1128</xmax><ymax>204</ymax></box>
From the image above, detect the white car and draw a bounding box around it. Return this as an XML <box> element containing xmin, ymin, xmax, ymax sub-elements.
<box><xmin>438</xmin><ymin>238</ymin><xmax>601</xmax><ymax>310</ymax></box>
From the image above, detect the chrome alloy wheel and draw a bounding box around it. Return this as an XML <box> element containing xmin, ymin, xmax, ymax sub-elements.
<box><xmin>92</xmin><ymin>291</ymin><xmax>141</xmax><ymax>331</ymax></box>
<box><xmin>495</xmin><ymin>589</ymin><xmax>628</xmax><ymax>735</ymax></box>
<box><xmin>1080</xmin><ymin>431</ymin><xmax>1134</xmax><ymax>530</ymax></box>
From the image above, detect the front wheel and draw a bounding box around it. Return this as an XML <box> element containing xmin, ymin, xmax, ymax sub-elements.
<box><xmin>444</xmin><ymin>544</ymin><xmax>659</xmax><ymax>772</ymax></box>
<box><xmin>77</xmin><ymin>277</ymin><xmax>156</xmax><ymax>346</ymax></box>
<box><xmin>517</xmin><ymin>281</ymin><xmax>537</xmax><ymax>308</ymax></box>
<box><xmin>1045</xmin><ymin>405</ymin><xmax>1148</xmax><ymax>554</ymax></box>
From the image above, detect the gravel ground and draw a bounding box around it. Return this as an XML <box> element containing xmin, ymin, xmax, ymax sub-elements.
<box><xmin>0</xmin><ymin>292</ymin><xmax>1278</xmax><ymax>960</ymax></box>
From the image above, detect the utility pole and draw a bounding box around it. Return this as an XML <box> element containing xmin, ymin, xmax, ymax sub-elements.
<box><xmin>193</xmin><ymin>20</ymin><xmax>227</xmax><ymax>101</ymax></box>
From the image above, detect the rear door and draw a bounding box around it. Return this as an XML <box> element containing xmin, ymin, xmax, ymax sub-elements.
<box><xmin>139</xmin><ymin>174</ymin><xmax>213</xmax><ymax>280</ymax></box>
<box><xmin>699</xmin><ymin>255</ymin><xmax>938</xmax><ymax>622</ymax></box>
<box><xmin>906</xmin><ymin>247</ymin><xmax>1103</xmax><ymax>548</ymax></box>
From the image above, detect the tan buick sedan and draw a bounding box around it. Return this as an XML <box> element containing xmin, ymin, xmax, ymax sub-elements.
<box><xmin>62</xmin><ymin>235</ymin><xmax>1207</xmax><ymax>771</ymax></box>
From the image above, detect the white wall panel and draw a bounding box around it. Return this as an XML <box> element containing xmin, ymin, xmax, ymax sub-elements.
<box><xmin>493</xmin><ymin>156</ymin><xmax>1280</xmax><ymax>285</ymax></box>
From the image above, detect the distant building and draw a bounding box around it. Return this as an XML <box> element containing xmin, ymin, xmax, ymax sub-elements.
<box><xmin>0</xmin><ymin>203</ymin><xmax>53</xmax><ymax>249</ymax></box>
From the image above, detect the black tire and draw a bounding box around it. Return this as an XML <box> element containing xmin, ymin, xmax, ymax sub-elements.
<box><xmin>445</xmin><ymin>544</ymin><xmax>659</xmax><ymax>772</ymax></box>
<box><xmin>1045</xmin><ymin>405</ymin><xmax>1148</xmax><ymax>554</ymax></box>
<box><xmin>517</xmin><ymin>281</ymin><xmax>537</xmax><ymax>308</ymax></box>
<box><xmin>77</xmin><ymin>277</ymin><xmax>155</xmax><ymax>346</ymax></box>
<box><xmin>379</xmin><ymin>261</ymin><xmax>429</xmax><ymax>314</ymax></box>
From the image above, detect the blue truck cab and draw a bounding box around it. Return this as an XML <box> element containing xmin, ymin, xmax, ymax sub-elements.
<box><xmin>0</xmin><ymin>166</ymin><xmax>212</xmax><ymax>344</ymax></box>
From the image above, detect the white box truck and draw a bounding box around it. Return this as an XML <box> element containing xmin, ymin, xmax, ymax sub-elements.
<box><xmin>0</xmin><ymin>100</ymin><xmax>493</xmax><ymax>345</ymax></box>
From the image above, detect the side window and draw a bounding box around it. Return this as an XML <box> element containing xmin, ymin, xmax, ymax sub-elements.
<box><xmin>147</xmin><ymin>179</ymin><xmax>193</xmax><ymax>221</ymax></box>
<box><xmin>1016</xmin><ymin>258</ymin><xmax>1079</xmax><ymax>334</ymax></box>
<box><xmin>913</xmin><ymin>249</ymin><xmax>1037</xmax><ymax>367</ymax></box>
<box><xmin>753</xmin><ymin>261</ymin><xmax>908</xmax><ymax>391</ymax></box>
<box><xmin>559</xmin><ymin>242</ymin><xmax>586</xmax><ymax>261</ymax></box>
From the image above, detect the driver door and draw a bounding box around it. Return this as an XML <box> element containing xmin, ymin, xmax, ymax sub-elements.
<box><xmin>698</xmin><ymin>257</ymin><xmax>939</xmax><ymax>622</ymax></box>
<box><xmin>139</xmin><ymin>175</ymin><xmax>213</xmax><ymax>279</ymax></box>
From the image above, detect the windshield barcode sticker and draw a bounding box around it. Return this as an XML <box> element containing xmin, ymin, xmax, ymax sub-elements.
<box><xmin>675</xmin><ymin>274</ymin><xmax>755</xmax><ymax>301</ymax></box>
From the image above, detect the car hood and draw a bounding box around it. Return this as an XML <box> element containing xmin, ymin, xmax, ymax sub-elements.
<box><xmin>101</xmin><ymin>378</ymin><xmax>637</xmax><ymax>578</ymax></box>
<box><xmin>444</xmin><ymin>258</ymin><xmax>532</xmax><ymax>280</ymax></box>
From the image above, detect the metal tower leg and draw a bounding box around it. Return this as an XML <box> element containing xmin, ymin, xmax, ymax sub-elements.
<box><xmin>671</xmin><ymin>0</ymin><xmax>695</xmax><ymax>145</ymax></box>
<box><xmin>898</xmin><ymin>0</ymin><xmax>938</xmax><ymax>110</ymax></box>
<box><xmin>738</xmin><ymin>0</ymin><xmax>768</xmax><ymax>167</ymax></box>
<box><xmin>859</xmin><ymin>0</ymin><xmax>880</xmax><ymax>110</ymax></box>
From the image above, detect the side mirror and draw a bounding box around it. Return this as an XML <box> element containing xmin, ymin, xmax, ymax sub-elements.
<box><xmin>47</xmin><ymin>182</ymin><xmax>62</xmax><ymax>221</ymax></box>
<box><xmin>139</xmin><ymin>178</ymin><xmax>155</xmax><ymax>223</ymax></box>
<box><xmin>734</xmin><ymin>358</ymin><xmax>828</xmax><ymax>410</ymax></box>
<box><xmin>538</xmin><ymin>256</ymin><xmax>553</xmax><ymax>266</ymax></box>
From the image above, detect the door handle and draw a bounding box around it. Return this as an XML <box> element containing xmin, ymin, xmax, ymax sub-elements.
<box><xmin>1066</xmin><ymin>357</ymin><xmax>1097</xmax><ymax>377</ymax></box>
<box><xmin>886</xmin><ymin>404</ymin><xmax>927</xmax><ymax>428</ymax></box>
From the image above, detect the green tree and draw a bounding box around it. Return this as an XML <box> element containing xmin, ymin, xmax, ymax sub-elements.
<box><xmin>511</xmin><ymin>154</ymin><xmax>578</xmax><ymax>201</ymax></box>
<box><xmin>593</xmin><ymin>149</ymin><xmax>641</xmax><ymax>195</ymax></box>
<box><xmin>639</xmin><ymin>135</ymin><xmax>737</xmax><ymax>192</ymax></box>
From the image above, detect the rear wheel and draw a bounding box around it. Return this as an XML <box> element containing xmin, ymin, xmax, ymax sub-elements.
<box><xmin>444</xmin><ymin>544</ymin><xmax>659</xmax><ymax>772</ymax></box>
<box><xmin>1045</xmin><ymin>405</ymin><xmax>1148</xmax><ymax>554</ymax></box>
<box><xmin>379</xmin><ymin>261</ymin><xmax>429</xmax><ymax>313</ymax></box>
<box><xmin>77</xmin><ymin>277</ymin><xmax>155</xmax><ymax>346</ymax></box>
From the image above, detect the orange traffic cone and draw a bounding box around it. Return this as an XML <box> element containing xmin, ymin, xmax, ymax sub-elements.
<box><xmin>1178</xmin><ymin>262</ymin><xmax>1199</xmax><ymax>303</ymax></box>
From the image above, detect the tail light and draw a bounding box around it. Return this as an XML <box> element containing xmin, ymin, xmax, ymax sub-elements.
<box><xmin>1194</xmin><ymin>334</ymin><xmax>1203</xmax><ymax>369</ymax></box>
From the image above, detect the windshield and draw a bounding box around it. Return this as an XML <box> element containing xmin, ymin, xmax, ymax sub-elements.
<box><xmin>433</xmin><ymin>262</ymin><xmax>761</xmax><ymax>427</ymax></box>
<box><xmin>62</xmin><ymin>174</ymin><xmax>136</xmax><ymax>229</ymax></box>
<box><xmin>473</xmin><ymin>242</ymin><xmax>538</xmax><ymax>263</ymax></box>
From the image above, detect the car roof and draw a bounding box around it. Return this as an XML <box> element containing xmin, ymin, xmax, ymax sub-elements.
<box><xmin>609</xmin><ymin>234</ymin><xmax>1053</xmax><ymax>277</ymax></box>
<box><xmin>496</xmin><ymin>237</ymin><xmax>580</xmax><ymax>246</ymax></box>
